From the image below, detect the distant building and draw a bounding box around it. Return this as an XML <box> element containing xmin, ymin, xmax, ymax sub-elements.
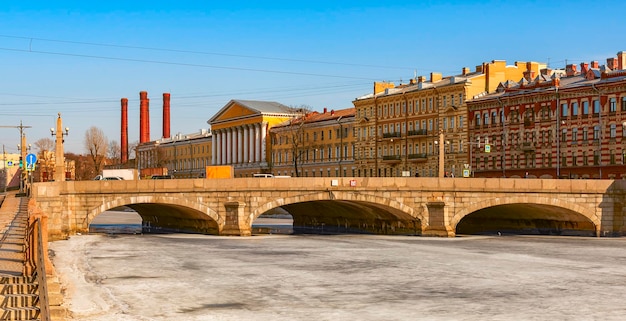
<box><xmin>352</xmin><ymin>60</ymin><xmax>544</xmax><ymax>177</ymax></box>
<box><xmin>467</xmin><ymin>52</ymin><xmax>626</xmax><ymax>179</ymax></box>
<box><xmin>207</xmin><ymin>99</ymin><xmax>303</xmax><ymax>177</ymax></box>
<box><xmin>270</xmin><ymin>107</ymin><xmax>355</xmax><ymax>177</ymax></box>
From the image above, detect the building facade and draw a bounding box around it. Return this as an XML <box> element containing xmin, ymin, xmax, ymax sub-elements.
<box><xmin>270</xmin><ymin>108</ymin><xmax>355</xmax><ymax>177</ymax></box>
<box><xmin>136</xmin><ymin>129</ymin><xmax>212</xmax><ymax>179</ymax></box>
<box><xmin>352</xmin><ymin>60</ymin><xmax>544</xmax><ymax>177</ymax></box>
<box><xmin>468</xmin><ymin>52</ymin><xmax>626</xmax><ymax>179</ymax></box>
<box><xmin>207</xmin><ymin>100</ymin><xmax>303</xmax><ymax>177</ymax></box>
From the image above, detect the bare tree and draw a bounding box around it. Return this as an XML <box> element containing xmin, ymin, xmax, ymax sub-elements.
<box><xmin>33</xmin><ymin>138</ymin><xmax>55</xmax><ymax>182</ymax></box>
<box><xmin>108</xmin><ymin>140</ymin><xmax>121</xmax><ymax>164</ymax></box>
<box><xmin>284</xmin><ymin>105</ymin><xmax>312</xmax><ymax>177</ymax></box>
<box><xmin>84</xmin><ymin>126</ymin><xmax>108</xmax><ymax>175</ymax></box>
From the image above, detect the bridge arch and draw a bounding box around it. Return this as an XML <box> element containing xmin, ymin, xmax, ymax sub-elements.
<box><xmin>86</xmin><ymin>195</ymin><xmax>222</xmax><ymax>234</ymax></box>
<box><xmin>250</xmin><ymin>191</ymin><xmax>424</xmax><ymax>235</ymax></box>
<box><xmin>450</xmin><ymin>194</ymin><xmax>600</xmax><ymax>235</ymax></box>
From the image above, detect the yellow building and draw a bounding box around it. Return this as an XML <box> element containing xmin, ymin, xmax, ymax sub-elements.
<box><xmin>352</xmin><ymin>60</ymin><xmax>545</xmax><ymax>177</ymax></box>
<box><xmin>270</xmin><ymin>108</ymin><xmax>355</xmax><ymax>177</ymax></box>
<box><xmin>137</xmin><ymin>129</ymin><xmax>212</xmax><ymax>179</ymax></box>
<box><xmin>208</xmin><ymin>100</ymin><xmax>303</xmax><ymax>177</ymax></box>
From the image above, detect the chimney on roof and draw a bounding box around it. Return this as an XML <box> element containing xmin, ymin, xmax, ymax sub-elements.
<box><xmin>591</xmin><ymin>61</ymin><xmax>599</xmax><ymax>69</ymax></box>
<box><xmin>409</xmin><ymin>78</ymin><xmax>416</xmax><ymax>85</ymax></box>
<box><xmin>580</xmin><ymin>62</ymin><xmax>589</xmax><ymax>74</ymax></box>
<box><xmin>607</xmin><ymin>57</ymin><xmax>618</xmax><ymax>70</ymax></box>
<box><xmin>430</xmin><ymin>72</ymin><xmax>442</xmax><ymax>83</ymax></box>
<box><xmin>523</xmin><ymin>70</ymin><xmax>535</xmax><ymax>82</ymax></box>
<box><xmin>331</xmin><ymin>109</ymin><xmax>335</xmax><ymax>116</ymax></box>
<box><xmin>462</xmin><ymin>67</ymin><xmax>470</xmax><ymax>75</ymax></box>
<box><xmin>540</xmin><ymin>68</ymin><xmax>552</xmax><ymax>76</ymax></box>
<box><xmin>565</xmin><ymin>64</ymin><xmax>577</xmax><ymax>76</ymax></box>
<box><xmin>323</xmin><ymin>107</ymin><xmax>327</xmax><ymax>113</ymax></box>
<box><xmin>417</xmin><ymin>76</ymin><xmax>425</xmax><ymax>83</ymax></box>
<box><xmin>618</xmin><ymin>51</ymin><xmax>626</xmax><ymax>70</ymax></box>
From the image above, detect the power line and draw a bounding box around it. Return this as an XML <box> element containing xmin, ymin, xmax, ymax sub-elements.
<box><xmin>0</xmin><ymin>34</ymin><xmax>415</xmax><ymax>71</ymax></box>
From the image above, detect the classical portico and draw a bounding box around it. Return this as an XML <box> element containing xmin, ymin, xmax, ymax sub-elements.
<box><xmin>208</xmin><ymin>99</ymin><xmax>301</xmax><ymax>176</ymax></box>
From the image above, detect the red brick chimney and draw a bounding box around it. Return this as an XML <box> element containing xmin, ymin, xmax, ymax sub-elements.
<box><xmin>121</xmin><ymin>98</ymin><xmax>129</xmax><ymax>163</ymax></box>
<box><xmin>566</xmin><ymin>64</ymin><xmax>578</xmax><ymax>77</ymax></box>
<box><xmin>139</xmin><ymin>91</ymin><xmax>150</xmax><ymax>143</ymax></box>
<box><xmin>607</xmin><ymin>57</ymin><xmax>618</xmax><ymax>70</ymax></box>
<box><xmin>618</xmin><ymin>51</ymin><xmax>626</xmax><ymax>70</ymax></box>
<box><xmin>580</xmin><ymin>62</ymin><xmax>589</xmax><ymax>74</ymax></box>
<box><xmin>591</xmin><ymin>61</ymin><xmax>599</xmax><ymax>69</ymax></box>
<box><xmin>163</xmin><ymin>93</ymin><xmax>171</xmax><ymax>139</ymax></box>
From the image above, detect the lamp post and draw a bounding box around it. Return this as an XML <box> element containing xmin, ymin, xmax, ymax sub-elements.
<box><xmin>50</xmin><ymin>113</ymin><xmax>69</xmax><ymax>182</ymax></box>
<box><xmin>17</xmin><ymin>141</ymin><xmax>31</xmax><ymax>193</ymax></box>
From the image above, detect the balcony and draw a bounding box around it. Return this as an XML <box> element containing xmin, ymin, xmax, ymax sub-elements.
<box><xmin>382</xmin><ymin>155</ymin><xmax>402</xmax><ymax>163</ymax></box>
<box><xmin>521</xmin><ymin>142</ymin><xmax>535</xmax><ymax>151</ymax></box>
<box><xmin>382</xmin><ymin>132</ymin><xmax>402</xmax><ymax>139</ymax></box>
<box><xmin>408</xmin><ymin>129</ymin><xmax>428</xmax><ymax>137</ymax></box>
<box><xmin>407</xmin><ymin>153</ymin><xmax>428</xmax><ymax>162</ymax></box>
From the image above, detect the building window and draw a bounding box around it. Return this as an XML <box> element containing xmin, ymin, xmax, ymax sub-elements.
<box><xmin>611</xmin><ymin>124</ymin><xmax>616</xmax><ymax>139</ymax></box>
<box><xmin>561</xmin><ymin>128</ymin><xmax>567</xmax><ymax>142</ymax></box>
<box><xmin>610</xmin><ymin>98</ymin><xmax>617</xmax><ymax>112</ymax></box>
<box><xmin>572</xmin><ymin>127</ymin><xmax>578</xmax><ymax>144</ymax></box>
<box><xmin>475</xmin><ymin>114</ymin><xmax>481</xmax><ymax>126</ymax></box>
<box><xmin>593</xmin><ymin>125</ymin><xmax>600</xmax><ymax>140</ymax></box>
<box><xmin>583</xmin><ymin>127</ymin><xmax>588</xmax><ymax>141</ymax></box>
<box><xmin>491</xmin><ymin>112</ymin><xmax>497</xmax><ymax>124</ymax></box>
<box><xmin>459</xmin><ymin>116</ymin><xmax>464</xmax><ymax>128</ymax></box>
<box><xmin>572</xmin><ymin>102</ymin><xmax>579</xmax><ymax>116</ymax></box>
<box><xmin>593</xmin><ymin>100</ymin><xmax>600</xmax><ymax>114</ymax></box>
<box><xmin>583</xmin><ymin>101</ymin><xmax>589</xmax><ymax>115</ymax></box>
<box><xmin>622</xmin><ymin>97</ymin><xmax>626</xmax><ymax>111</ymax></box>
<box><xmin>561</xmin><ymin>103</ymin><xmax>569</xmax><ymax>117</ymax></box>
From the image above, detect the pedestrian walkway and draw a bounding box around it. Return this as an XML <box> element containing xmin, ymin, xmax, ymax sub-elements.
<box><xmin>0</xmin><ymin>191</ymin><xmax>27</xmax><ymax>276</ymax></box>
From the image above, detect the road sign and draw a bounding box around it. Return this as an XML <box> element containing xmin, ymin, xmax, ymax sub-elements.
<box><xmin>26</xmin><ymin>153</ymin><xmax>37</xmax><ymax>166</ymax></box>
<box><xmin>485</xmin><ymin>144</ymin><xmax>491</xmax><ymax>153</ymax></box>
<box><xmin>7</xmin><ymin>161</ymin><xmax>12</xmax><ymax>167</ymax></box>
<box><xmin>463</xmin><ymin>169</ymin><xmax>470</xmax><ymax>177</ymax></box>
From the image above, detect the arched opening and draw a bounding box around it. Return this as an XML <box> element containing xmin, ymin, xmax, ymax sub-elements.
<box><xmin>89</xmin><ymin>203</ymin><xmax>220</xmax><ymax>235</ymax></box>
<box><xmin>456</xmin><ymin>204</ymin><xmax>596</xmax><ymax>236</ymax></box>
<box><xmin>252</xmin><ymin>200</ymin><xmax>421</xmax><ymax>235</ymax></box>
<box><xmin>89</xmin><ymin>206</ymin><xmax>142</xmax><ymax>234</ymax></box>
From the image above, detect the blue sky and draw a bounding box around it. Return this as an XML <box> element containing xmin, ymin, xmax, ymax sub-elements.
<box><xmin>1</xmin><ymin>1</ymin><xmax>626</xmax><ymax>154</ymax></box>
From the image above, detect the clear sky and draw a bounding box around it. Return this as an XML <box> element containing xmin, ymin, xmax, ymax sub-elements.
<box><xmin>1</xmin><ymin>1</ymin><xmax>626</xmax><ymax>154</ymax></box>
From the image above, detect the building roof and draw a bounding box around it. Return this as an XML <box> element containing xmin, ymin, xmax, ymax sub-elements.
<box><xmin>272</xmin><ymin>107</ymin><xmax>355</xmax><ymax>129</ymax></box>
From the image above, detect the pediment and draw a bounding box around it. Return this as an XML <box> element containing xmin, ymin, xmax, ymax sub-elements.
<box><xmin>208</xmin><ymin>100</ymin><xmax>260</xmax><ymax>124</ymax></box>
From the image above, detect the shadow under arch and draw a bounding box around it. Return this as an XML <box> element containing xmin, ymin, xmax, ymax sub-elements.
<box><xmin>86</xmin><ymin>195</ymin><xmax>222</xmax><ymax>235</ymax></box>
<box><xmin>452</xmin><ymin>197</ymin><xmax>599</xmax><ymax>236</ymax></box>
<box><xmin>250</xmin><ymin>191</ymin><xmax>423</xmax><ymax>235</ymax></box>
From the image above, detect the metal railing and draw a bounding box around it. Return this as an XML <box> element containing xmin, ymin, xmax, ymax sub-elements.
<box><xmin>24</xmin><ymin>217</ymin><xmax>50</xmax><ymax>321</ymax></box>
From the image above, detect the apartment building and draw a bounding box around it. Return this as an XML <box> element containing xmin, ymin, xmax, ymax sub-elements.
<box><xmin>270</xmin><ymin>108</ymin><xmax>355</xmax><ymax>177</ymax></box>
<box><xmin>352</xmin><ymin>60</ymin><xmax>544</xmax><ymax>177</ymax></box>
<box><xmin>468</xmin><ymin>52</ymin><xmax>626</xmax><ymax>179</ymax></box>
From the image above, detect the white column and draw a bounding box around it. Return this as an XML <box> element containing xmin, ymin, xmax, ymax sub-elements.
<box><xmin>261</xmin><ymin>122</ymin><xmax>267</xmax><ymax>163</ymax></box>
<box><xmin>243</xmin><ymin>125</ymin><xmax>249</xmax><ymax>164</ymax></box>
<box><xmin>212</xmin><ymin>131</ymin><xmax>218</xmax><ymax>165</ymax></box>
<box><xmin>225</xmin><ymin>128</ymin><xmax>231</xmax><ymax>164</ymax></box>
<box><xmin>250</xmin><ymin>124</ymin><xmax>256</xmax><ymax>163</ymax></box>
<box><xmin>237</xmin><ymin>127</ymin><xmax>243</xmax><ymax>164</ymax></box>
<box><xmin>220</xmin><ymin>130</ymin><xmax>226</xmax><ymax>165</ymax></box>
<box><xmin>255</xmin><ymin>123</ymin><xmax>261</xmax><ymax>162</ymax></box>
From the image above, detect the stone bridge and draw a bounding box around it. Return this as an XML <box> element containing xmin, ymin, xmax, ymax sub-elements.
<box><xmin>30</xmin><ymin>177</ymin><xmax>626</xmax><ymax>240</ymax></box>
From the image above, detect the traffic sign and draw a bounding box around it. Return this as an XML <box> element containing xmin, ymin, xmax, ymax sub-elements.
<box><xmin>463</xmin><ymin>169</ymin><xmax>470</xmax><ymax>177</ymax></box>
<box><xmin>7</xmin><ymin>161</ymin><xmax>12</xmax><ymax>167</ymax></box>
<box><xmin>26</xmin><ymin>153</ymin><xmax>37</xmax><ymax>167</ymax></box>
<box><xmin>484</xmin><ymin>144</ymin><xmax>491</xmax><ymax>153</ymax></box>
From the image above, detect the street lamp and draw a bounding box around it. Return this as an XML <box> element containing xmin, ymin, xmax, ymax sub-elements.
<box><xmin>50</xmin><ymin>113</ymin><xmax>69</xmax><ymax>182</ymax></box>
<box><xmin>17</xmin><ymin>142</ymin><xmax>31</xmax><ymax>193</ymax></box>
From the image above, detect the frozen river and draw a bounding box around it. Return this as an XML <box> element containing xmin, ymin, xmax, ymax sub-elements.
<box><xmin>50</xmin><ymin>233</ymin><xmax>626</xmax><ymax>321</ymax></box>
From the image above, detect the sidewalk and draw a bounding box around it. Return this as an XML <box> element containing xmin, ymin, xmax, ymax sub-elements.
<box><xmin>0</xmin><ymin>191</ymin><xmax>27</xmax><ymax>276</ymax></box>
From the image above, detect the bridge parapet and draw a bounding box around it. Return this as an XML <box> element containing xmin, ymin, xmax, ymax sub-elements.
<box><xmin>30</xmin><ymin>178</ymin><xmax>626</xmax><ymax>239</ymax></box>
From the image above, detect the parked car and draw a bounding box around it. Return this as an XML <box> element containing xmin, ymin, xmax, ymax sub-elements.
<box><xmin>94</xmin><ymin>175</ymin><xmax>123</xmax><ymax>180</ymax></box>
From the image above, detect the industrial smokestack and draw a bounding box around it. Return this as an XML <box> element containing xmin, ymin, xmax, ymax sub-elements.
<box><xmin>121</xmin><ymin>98</ymin><xmax>129</xmax><ymax>163</ymax></box>
<box><xmin>163</xmin><ymin>93</ymin><xmax>171</xmax><ymax>139</ymax></box>
<box><xmin>139</xmin><ymin>91</ymin><xmax>150</xmax><ymax>143</ymax></box>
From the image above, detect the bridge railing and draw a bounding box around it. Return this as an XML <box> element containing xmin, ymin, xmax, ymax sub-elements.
<box><xmin>24</xmin><ymin>217</ymin><xmax>50</xmax><ymax>321</ymax></box>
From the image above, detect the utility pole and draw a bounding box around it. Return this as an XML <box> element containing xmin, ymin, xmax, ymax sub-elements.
<box><xmin>2</xmin><ymin>145</ymin><xmax>6</xmax><ymax>193</ymax></box>
<box><xmin>1</xmin><ymin>121</ymin><xmax>32</xmax><ymax>194</ymax></box>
